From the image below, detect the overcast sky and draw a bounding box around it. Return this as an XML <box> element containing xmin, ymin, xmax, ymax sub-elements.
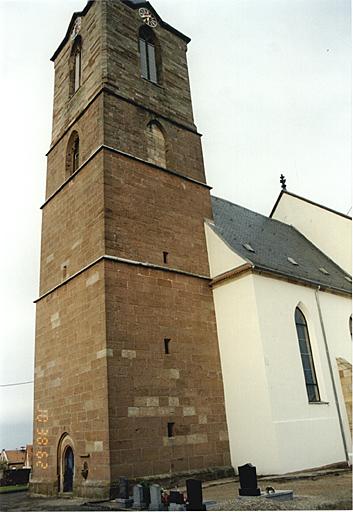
<box><xmin>0</xmin><ymin>0</ymin><xmax>351</xmax><ymax>449</ymax></box>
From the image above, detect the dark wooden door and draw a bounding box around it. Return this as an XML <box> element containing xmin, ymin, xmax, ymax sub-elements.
<box><xmin>63</xmin><ymin>446</ymin><xmax>74</xmax><ymax>492</ymax></box>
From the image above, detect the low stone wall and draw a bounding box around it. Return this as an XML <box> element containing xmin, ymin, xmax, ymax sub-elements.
<box><xmin>337</xmin><ymin>358</ymin><xmax>352</xmax><ymax>434</ymax></box>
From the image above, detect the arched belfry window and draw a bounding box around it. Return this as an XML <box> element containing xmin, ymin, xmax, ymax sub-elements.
<box><xmin>66</xmin><ymin>131</ymin><xmax>80</xmax><ymax>177</ymax></box>
<box><xmin>69</xmin><ymin>36</ymin><xmax>82</xmax><ymax>97</ymax></box>
<box><xmin>139</xmin><ymin>26</ymin><xmax>159</xmax><ymax>84</ymax></box>
<box><xmin>146</xmin><ymin>121</ymin><xmax>166</xmax><ymax>167</ymax></box>
<box><xmin>295</xmin><ymin>307</ymin><xmax>320</xmax><ymax>403</ymax></box>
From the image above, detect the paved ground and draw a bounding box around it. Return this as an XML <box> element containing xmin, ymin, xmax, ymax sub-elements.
<box><xmin>0</xmin><ymin>469</ymin><xmax>351</xmax><ymax>511</ymax></box>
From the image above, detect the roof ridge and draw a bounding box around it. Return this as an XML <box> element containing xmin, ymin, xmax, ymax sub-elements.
<box><xmin>211</xmin><ymin>195</ymin><xmax>269</xmax><ymax>219</ymax></box>
<box><xmin>211</xmin><ymin>194</ymin><xmax>302</xmax><ymax>231</ymax></box>
<box><xmin>290</xmin><ymin>225</ymin><xmax>352</xmax><ymax>278</ymax></box>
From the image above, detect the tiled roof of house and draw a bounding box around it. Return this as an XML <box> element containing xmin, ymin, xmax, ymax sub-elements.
<box><xmin>211</xmin><ymin>196</ymin><xmax>352</xmax><ymax>294</ymax></box>
<box><xmin>4</xmin><ymin>450</ymin><xmax>26</xmax><ymax>466</ymax></box>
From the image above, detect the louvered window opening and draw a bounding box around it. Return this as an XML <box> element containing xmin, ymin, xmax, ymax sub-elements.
<box><xmin>139</xmin><ymin>38</ymin><xmax>158</xmax><ymax>83</ymax></box>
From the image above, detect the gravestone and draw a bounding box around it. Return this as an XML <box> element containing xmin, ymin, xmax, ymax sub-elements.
<box><xmin>169</xmin><ymin>491</ymin><xmax>184</xmax><ymax>504</ymax></box>
<box><xmin>238</xmin><ymin>463</ymin><xmax>261</xmax><ymax>496</ymax></box>
<box><xmin>133</xmin><ymin>484</ymin><xmax>146</xmax><ymax>509</ymax></box>
<box><xmin>119</xmin><ymin>478</ymin><xmax>129</xmax><ymax>499</ymax></box>
<box><xmin>169</xmin><ymin>490</ymin><xmax>185</xmax><ymax>511</ymax></box>
<box><xmin>186</xmin><ymin>479</ymin><xmax>206</xmax><ymax>511</ymax></box>
<box><xmin>116</xmin><ymin>477</ymin><xmax>133</xmax><ymax>508</ymax></box>
<box><xmin>143</xmin><ymin>485</ymin><xmax>151</xmax><ymax>508</ymax></box>
<box><xmin>149</xmin><ymin>484</ymin><xmax>163</xmax><ymax>511</ymax></box>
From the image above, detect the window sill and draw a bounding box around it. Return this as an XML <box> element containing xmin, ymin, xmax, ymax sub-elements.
<box><xmin>141</xmin><ymin>76</ymin><xmax>163</xmax><ymax>89</ymax></box>
<box><xmin>308</xmin><ymin>401</ymin><xmax>330</xmax><ymax>405</ymax></box>
<box><xmin>68</xmin><ymin>85</ymin><xmax>82</xmax><ymax>103</ymax></box>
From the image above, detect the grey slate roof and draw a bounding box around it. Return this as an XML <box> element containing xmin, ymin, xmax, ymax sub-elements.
<box><xmin>211</xmin><ymin>196</ymin><xmax>352</xmax><ymax>294</ymax></box>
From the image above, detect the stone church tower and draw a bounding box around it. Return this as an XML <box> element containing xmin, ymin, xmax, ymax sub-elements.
<box><xmin>32</xmin><ymin>0</ymin><xmax>231</xmax><ymax>497</ymax></box>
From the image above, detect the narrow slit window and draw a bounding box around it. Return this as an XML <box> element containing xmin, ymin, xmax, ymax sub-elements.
<box><xmin>295</xmin><ymin>308</ymin><xmax>320</xmax><ymax>403</ymax></box>
<box><xmin>74</xmin><ymin>47</ymin><xmax>81</xmax><ymax>92</ymax></box>
<box><xmin>164</xmin><ymin>338</ymin><xmax>171</xmax><ymax>355</ymax></box>
<box><xmin>163</xmin><ymin>252</ymin><xmax>169</xmax><ymax>264</ymax></box>
<box><xmin>73</xmin><ymin>138</ymin><xmax>80</xmax><ymax>173</ymax></box>
<box><xmin>69</xmin><ymin>36</ymin><xmax>82</xmax><ymax>97</ymax></box>
<box><xmin>66</xmin><ymin>131</ymin><xmax>80</xmax><ymax>178</ymax></box>
<box><xmin>167</xmin><ymin>422</ymin><xmax>175</xmax><ymax>438</ymax></box>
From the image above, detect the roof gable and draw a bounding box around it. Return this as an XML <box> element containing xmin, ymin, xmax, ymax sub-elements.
<box><xmin>270</xmin><ymin>190</ymin><xmax>351</xmax><ymax>220</ymax></box>
<box><xmin>51</xmin><ymin>0</ymin><xmax>190</xmax><ymax>62</ymax></box>
<box><xmin>4</xmin><ymin>450</ymin><xmax>26</xmax><ymax>465</ymax></box>
<box><xmin>121</xmin><ymin>0</ymin><xmax>191</xmax><ymax>42</ymax></box>
<box><xmin>51</xmin><ymin>1</ymin><xmax>94</xmax><ymax>62</ymax></box>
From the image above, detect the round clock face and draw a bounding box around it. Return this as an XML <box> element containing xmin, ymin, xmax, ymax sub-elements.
<box><xmin>139</xmin><ymin>7</ymin><xmax>158</xmax><ymax>28</ymax></box>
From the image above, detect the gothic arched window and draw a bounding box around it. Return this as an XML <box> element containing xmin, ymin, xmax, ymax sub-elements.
<box><xmin>66</xmin><ymin>131</ymin><xmax>80</xmax><ymax>177</ymax></box>
<box><xmin>69</xmin><ymin>36</ymin><xmax>82</xmax><ymax>97</ymax></box>
<box><xmin>146</xmin><ymin>121</ymin><xmax>166</xmax><ymax>167</ymax></box>
<box><xmin>139</xmin><ymin>26</ymin><xmax>159</xmax><ymax>84</ymax></box>
<box><xmin>295</xmin><ymin>307</ymin><xmax>320</xmax><ymax>403</ymax></box>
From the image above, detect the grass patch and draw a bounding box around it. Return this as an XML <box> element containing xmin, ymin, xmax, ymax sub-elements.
<box><xmin>0</xmin><ymin>484</ymin><xmax>28</xmax><ymax>493</ymax></box>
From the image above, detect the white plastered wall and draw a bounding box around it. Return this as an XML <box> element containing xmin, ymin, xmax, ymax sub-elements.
<box><xmin>213</xmin><ymin>273</ymin><xmax>281</xmax><ymax>474</ymax></box>
<box><xmin>315</xmin><ymin>289</ymin><xmax>352</xmax><ymax>463</ymax></box>
<box><xmin>271</xmin><ymin>194</ymin><xmax>352</xmax><ymax>274</ymax></box>
<box><xmin>204</xmin><ymin>223</ymin><xmax>248</xmax><ymax>278</ymax></box>
<box><xmin>205</xmin><ymin>223</ymin><xmax>280</xmax><ymax>473</ymax></box>
<box><xmin>214</xmin><ymin>272</ymin><xmax>351</xmax><ymax>474</ymax></box>
<box><xmin>253</xmin><ymin>274</ymin><xmax>351</xmax><ymax>473</ymax></box>
<box><xmin>206</xmin><ymin>217</ymin><xmax>352</xmax><ymax>474</ymax></box>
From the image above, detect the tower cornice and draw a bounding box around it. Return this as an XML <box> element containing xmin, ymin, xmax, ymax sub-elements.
<box><xmin>47</xmin><ymin>86</ymin><xmax>201</xmax><ymax>157</ymax></box>
<box><xmin>34</xmin><ymin>255</ymin><xmax>210</xmax><ymax>304</ymax></box>
<box><xmin>42</xmin><ymin>144</ymin><xmax>211</xmax><ymax>210</ymax></box>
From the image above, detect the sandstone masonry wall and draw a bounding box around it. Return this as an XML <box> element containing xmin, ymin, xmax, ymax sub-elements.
<box><xmin>40</xmin><ymin>151</ymin><xmax>105</xmax><ymax>296</ymax></box>
<box><xmin>104</xmin><ymin>0</ymin><xmax>195</xmax><ymax>129</ymax></box>
<box><xmin>46</xmin><ymin>96</ymin><xmax>104</xmax><ymax>199</ymax></box>
<box><xmin>105</xmin><ymin>260</ymin><xmax>231</xmax><ymax>479</ymax></box>
<box><xmin>104</xmin><ymin>149</ymin><xmax>212</xmax><ymax>276</ymax></box>
<box><xmin>51</xmin><ymin>1</ymin><xmax>103</xmax><ymax>145</ymax></box>
<box><xmin>103</xmin><ymin>93</ymin><xmax>205</xmax><ymax>183</ymax></box>
<box><xmin>33</xmin><ymin>262</ymin><xmax>110</xmax><ymax>496</ymax></box>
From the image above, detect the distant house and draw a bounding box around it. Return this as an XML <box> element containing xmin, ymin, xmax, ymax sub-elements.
<box><xmin>0</xmin><ymin>445</ymin><xmax>33</xmax><ymax>470</ymax></box>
